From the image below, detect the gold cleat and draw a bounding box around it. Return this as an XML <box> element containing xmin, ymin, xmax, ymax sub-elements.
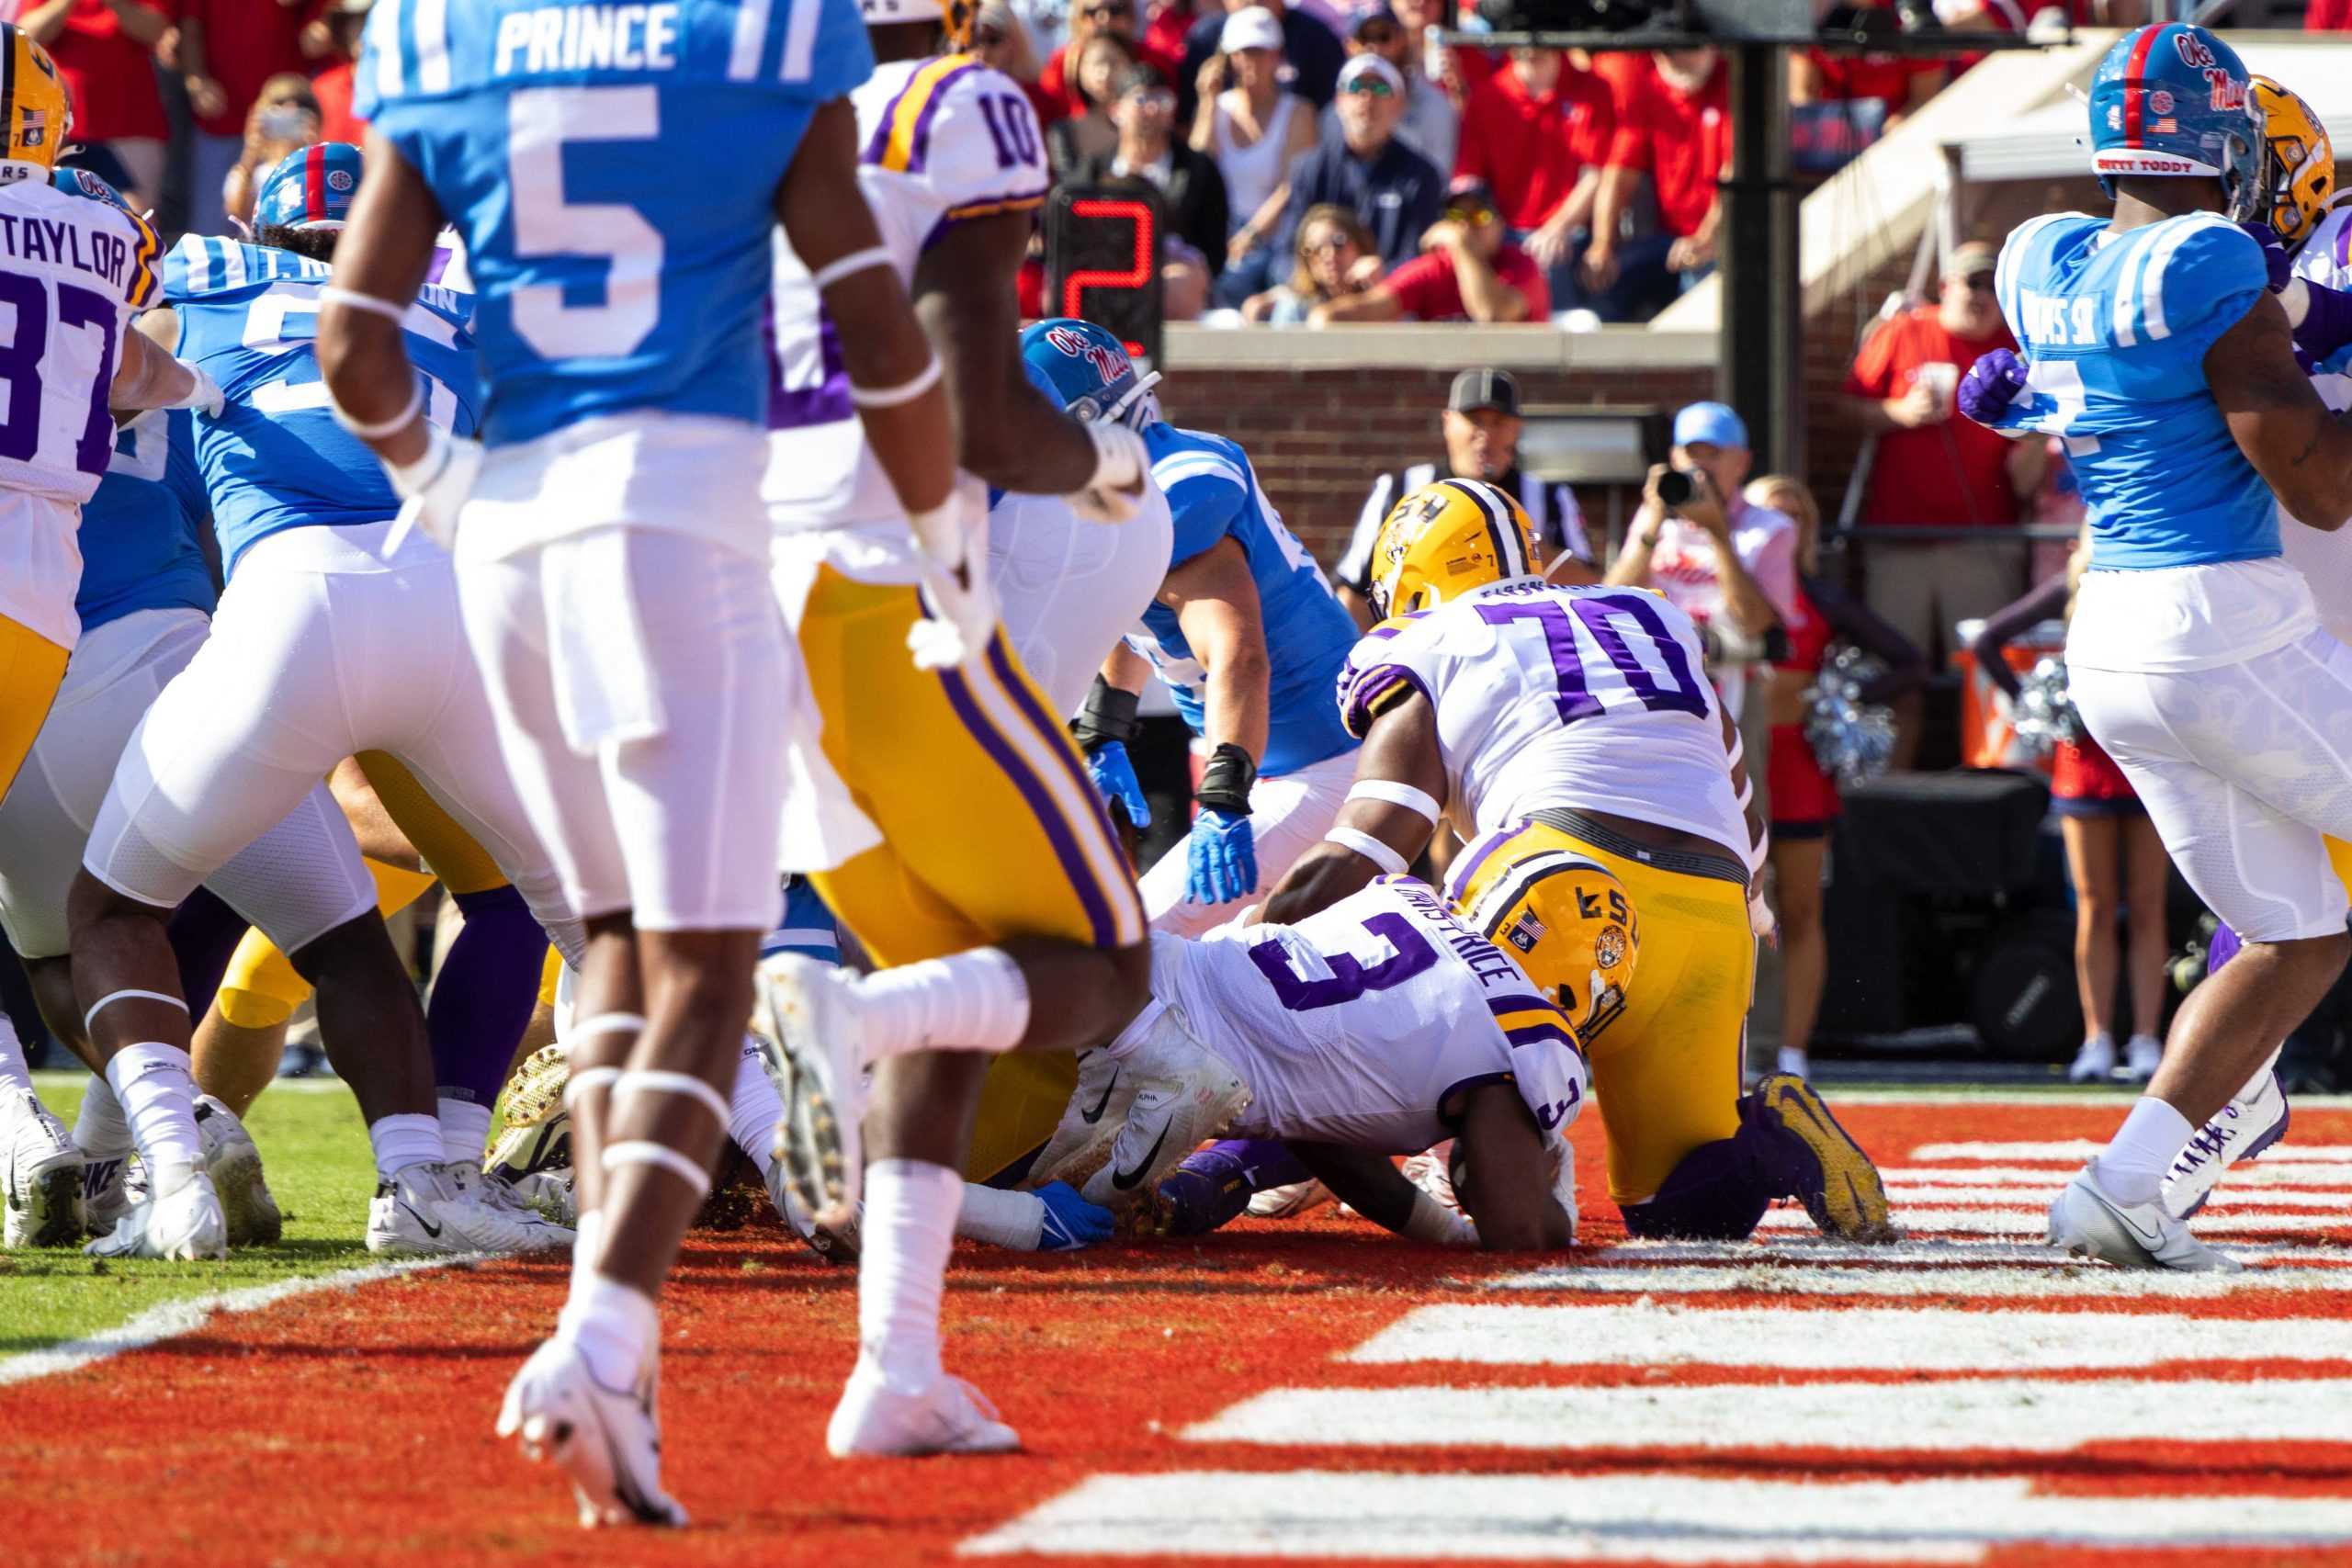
<box><xmin>1747</xmin><ymin>1073</ymin><xmax>1900</xmax><ymax>1243</ymax></box>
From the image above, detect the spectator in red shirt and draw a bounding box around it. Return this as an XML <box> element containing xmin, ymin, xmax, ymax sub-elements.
<box><xmin>1454</xmin><ymin>46</ymin><xmax>1611</xmax><ymax>312</ymax></box>
<box><xmin>11</xmin><ymin>0</ymin><xmax>171</xmax><ymax>209</ymax></box>
<box><xmin>1037</xmin><ymin>0</ymin><xmax>1182</xmax><ymax>125</ymax></box>
<box><xmin>176</xmin><ymin>0</ymin><xmax>326</xmax><ymax>237</ymax></box>
<box><xmin>2310</xmin><ymin>0</ymin><xmax>2352</xmax><ymax>27</ymax></box>
<box><xmin>1310</xmin><ymin>178</ymin><xmax>1547</xmax><ymax>324</ymax></box>
<box><xmin>1793</xmin><ymin>3</ymin><xmax>1947</xmax><ymax>128</ymax></box>
<box><xmin>1843</xmin><ymin>240</ymin><xmax>2043</xmax><ymax>660</ymax></box>
<box><xmin>1584</xmin><ymin>48</ymin><xmax>1730</xmax><ymax>322</ymax></box>
<box><xmin>303</xmin><ymin>0</ymin><xmax>369</xmax><ymax>143</ymax></box>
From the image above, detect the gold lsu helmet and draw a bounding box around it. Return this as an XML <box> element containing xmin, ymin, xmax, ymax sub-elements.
<box><xmin>859</xmin><ymin>0</ymin><xmax>976</xmax><ymax>51</ymax></box>
<box><xmin>0</xmin><ymin>25</ymin><xmax>71</xmax><ymax>170</ymax></box>
<box><xmin>2252</xmin><ymin>75</ymin><xmax>2335</xmax><ymax>253</ymax></box>
<box><xmin>1464</xmin><ymin>848</ymin><xmax>1639</xmax><ymax>1042</ymax></box>
<box><xmin>1367</xmin><ymin>477</ymin><xmax>1541</xmax><ymax>621</ymax></box>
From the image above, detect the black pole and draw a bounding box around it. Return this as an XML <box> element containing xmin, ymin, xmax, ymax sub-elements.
<box><xmin>1720</xmin><ymin>39</ymin><xmax>1801</xmax><ymax>474</ymax></box>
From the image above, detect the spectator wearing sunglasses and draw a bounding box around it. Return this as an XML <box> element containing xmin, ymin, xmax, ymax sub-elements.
<box><xmin>1317</xmin><ymin>6</ymin><xmax>1455</xmax><ymax>175</ymax></box>
<box><xmin>1239</xmin><ymin>202</ymin><xmax>1378</xmax><ymax>322</ymax></box>
<box><xmin>1039</xmin><ymin>0</ymin><xmax>1184</xmax><ymax>124</ymax></box>
<box><xmin>1072</xmin><ymin>67</ymin><xmax>1232</xmax><ymax>276</ymax></box>
<box><xmin>1309</xmin><ymin>176</ymin><xmax>1545</xmax><ymax>325</ymax></box>
<box><xmin>1842</xmin><ymin>240</ymin><xmax>2041</xmax><ymax>660</ymax></box>
<box><xmin>1454</xmin><ymin>46</ymin><xmax>1613</xmax><ymax>315</ymax></box>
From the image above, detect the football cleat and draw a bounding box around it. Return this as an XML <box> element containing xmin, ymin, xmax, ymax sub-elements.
<box><xmin>497</xmin><ymin>1337</ymin><xmax>686</xmax><ymax>1529</ymax></box>
<box><xmin>369</xmin><ymin>1161</ymin><xmax>572</xmax><ymax>1256</ymax></box>
<box><xmin>194</xmin><ymin>1094</ymin><xmax>280</xmax><ymax>1247</ymax></box>
<box><xmin>493</xmin><ymin>1166</ymin><xmax>580</xmax><ymax>1229</ymax></box>
<box><xmin>1741</xmin><ymin>1074</ymin><xmax>1898</xmax><ymax>1243</ymax></box>
<box><xmin>2051</xmin><ymin>1162</ymin><xmax>2241</xmax><ymax>1272</ymax></box>
<box><xmin>2165</xmin><ymin>1062</ymin><xmax>2290</xmax><ymax>1221</ymax></box>
<box><xmin>1035</xmin><ymin>1180</ymin><xmax>1114</xmax><ymax>1251</ymax></box>
<box><xmin>755</xmin><ymin>953</ymin><xmax>868</xmax><ymax>1232</ymax></box>
<box><xmin>1153</xmin><ymin>1141</ymin><xmax>1283</xmax><ymax>1237</ymax></box>
<box><xmin>499</xmin><ymin>1043</ymin><xmax>571</xmax><ymax>1131</ymax></box>
<box><xmin>1078</xmin><ymin>1007</ymin><xmax>1250</xmax><ymax>1210</ymax></box>
<box><xmin>4</xmin><ymin>1087</ymin><xmax>85</xmax><ymax>1247</ymax></box>
<box><xmin>1246</xmin><ymin>1178</ymin><xmax>1334</xmax><ymax>1220</ymax></box>
<box><xmin>826</xmin><ymin>1359</ymin><xmax>1021</xmax><ymax>1458</ymax></box>
<box><xmin>1028</xmin><ymin>1047</ymin><xmax>1136</xmax><ymax>1192</ymax></box>
<box><xmin>82</xmin><ymin>1154</ymin><xmax>133</xmax><ymax>1240</ymax></box>
<box><xmin>85</xmin><ymin>1167</ymin><xmax>228</xmax><ymax>1260</ymax></box>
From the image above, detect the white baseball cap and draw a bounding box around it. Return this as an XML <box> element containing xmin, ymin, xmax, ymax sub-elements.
<box><xmin>1220</xmin><ymin>7</ymin><xmax>1284</xmax><ymax>53</ymax></box>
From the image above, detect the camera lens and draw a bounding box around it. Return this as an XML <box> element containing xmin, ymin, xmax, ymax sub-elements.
<box><xmin>1657</xmin><ymin>469</ymin><xmax>1696</xmax><ymax>509</ymax></box>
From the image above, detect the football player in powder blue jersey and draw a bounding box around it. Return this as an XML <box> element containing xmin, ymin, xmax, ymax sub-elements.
<box><xmin>1021</xmin><ymin>319</ymin><xmax>1363</xmax><ymax>938</ymax></box>
<box><xmin>314</xmin><ymin>0</ymin><xmax>976</xmax><ymax>1524</ymax></box>
<box><xmin>1960</xmin><ymin>23</ymin><xmax>2352</xmax><ymax>1274</ymax></box>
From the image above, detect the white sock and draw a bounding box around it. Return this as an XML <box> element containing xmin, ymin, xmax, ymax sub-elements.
<box><xmin>557</xmin><ymin>1269</ymin><xmax>658</xmax><ymax>1388</ymax></box>
<box><xmin>729</xmin><ymin>1037</ymin><xmax>783</xmax><ymax>1177</ymax></box>
<box><xmin>857</xmin><ymin>1157</ymin><xmax>961</xmax><ymax>1389</ymax></box>
<box><xmin>571</xmin><ymin>1208</ymin><xmax>605</xmax><ymax>1284</ymax></box>
<box><xmin>955</xmin><ymin>1182</ymin><xmax>1046</xmax><ymax>1250</ymax></box>
<box><xmin>74</xmin><ymin>1074</ymin><xmax>134</xmax><ymax>1158</ymax></box>
<box><xmin>854</xmin><ymin>949</ymin><xmax>1030</xmax><ymax>1062</ymax></box>
<box><xmin>436</xmin><ymin>1097</ymin><xmax>494</xmax><ymax>1167</ymax></box>
<box><xmin>0</xmin><ymin>1011</ymin><xmax>32</xmax><ymax>1097</ymax></box>
<box><xmin>2096</xmin><ymin>1095</ymin><xmax>2196</xmax><ymax>1207</ymax></box>
<box><xmin>368</xmin><ymin>1111</ymin><xmax>445</xmax><ymax>1183</ymax></box>
<box><xmin>103</xmin><ymin>1043</ymin><xmax>201</xmax><ymax>1188</ymax></box>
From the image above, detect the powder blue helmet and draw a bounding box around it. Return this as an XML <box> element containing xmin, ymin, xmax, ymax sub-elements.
<box><xmin>254</xmin><ymin>141</ymin><xmax>364</xmax><ymax>232</ymax></box>
<box><xmin>51</xmin><ymin>164</ymin><xmax>133</xmax><ymax>215</ymax></box>
<box><xmin>1017</xmin><ymin>318</ymin><xmax>1161</xmax><ymax>430</ymax></box>
<box><xmin>2087</xmin><ymin>22</ymin><xmax>2264</xmax><ymax>222</ymax></box>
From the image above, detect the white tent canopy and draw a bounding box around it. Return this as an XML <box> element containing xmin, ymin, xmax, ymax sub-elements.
<box><xmin>1950</xmin><ymin>38</ymin><xmax>2352</xmax><ymax>185</ymax></box>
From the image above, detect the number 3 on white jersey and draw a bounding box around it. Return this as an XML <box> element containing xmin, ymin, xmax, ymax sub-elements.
<box><xmin>508</xmin><ymin>85</ymin><xmax>665</xmax><ymax>358</ymax></box>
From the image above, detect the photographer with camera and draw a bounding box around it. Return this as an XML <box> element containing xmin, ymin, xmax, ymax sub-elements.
<box><xmin>1606</xmin><ymin>401</ymin><xmax>1798</xmax><ymax>723</ymax></box>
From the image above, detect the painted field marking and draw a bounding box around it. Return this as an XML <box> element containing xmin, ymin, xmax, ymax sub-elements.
<box><xmin>1886</xmin><ymin>1164</ymin><xmax>2352</xmax><ymax>1187</ymax></box>
<box><xmin>1885</xmin><ymin>1184</ymin><xmax>2352</xmax><ymax>1209</ymax></box>
<box><xmin>1346</xmin><ymin>1303</ymin><xmax>2352</xmax><ymax>1370</ymax></box>
<box><xmin>962</xmin><ymin>1472</ymin><xmax>2352</xmax><ymax>1562</ymax></box>
<box><xmin>1912</xmin><ymin>1140</ymin><xmax>2352</xmax><ymax>1162</ymax></box>
<box><xmin>1758</xmin><ymin>1207</ymin><xmax>2352</xmax><ymax>1236</ymax></box>
<box><xmin>1487</xmin><ymin>1262</ymin><xmax>2352</xmax><ymax>1297</ymax></box>
<box><xmin>1182</xmin><ymin>1378</ymin><xmax>2352</xmax><ymax>1451</ymax></box>
<box><xmin>1571</xmin><ymin>1238</ymin><xmax>2352</xmax><ymax>1266</ymax></box>
<box><xmin>0</xmin><ymin>1258</ymin><xmax>455</xmax><ymax>1388</ymax></box>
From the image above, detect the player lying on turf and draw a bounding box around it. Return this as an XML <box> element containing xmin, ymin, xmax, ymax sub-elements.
<box><xmin>1252</xmin><ymin>478</ymin><xmax>1895</xmax><ymax>1244</ymax></box>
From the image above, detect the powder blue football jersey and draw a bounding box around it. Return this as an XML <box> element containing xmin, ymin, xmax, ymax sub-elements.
<box><xmin>76</xmin><ymin>409</ymin><xmax>214</xmax><ymax>630</ymax></box>
<box><xmin>355</xmin><ymin>0</ymin><xmax>873</xmax><ymax>448</ymax></box>
<box><xmin>164</xmin><ymin>236</ymin><xmax>480</xmax><ymax>576</ymax></box>
<box><xmin>1990</xmin><ymin>210</ymin><xmax>2275</xmax><ymax>570</ymax></box>
<box><xmin>1128</xmin><ymin>423</ymin><xmax>1361</xmax><ymax>777</ymax></box>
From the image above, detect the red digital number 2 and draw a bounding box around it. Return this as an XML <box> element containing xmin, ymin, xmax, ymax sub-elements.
<box><xmin>1060</xmin><ymin>197</ymin><xmax>1154</xmax><ymax>359</ymax></box>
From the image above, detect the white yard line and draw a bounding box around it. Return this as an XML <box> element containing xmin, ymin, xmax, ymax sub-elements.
<box><xmin>1182</xmin><ymin>1378</ymin><xmax>2352</xmax><ymax>1451</ymax></box>
<box><xmin>1884</xmin><ymin>1184</ymin><xmax>2352</xmax><ymax>1209</ymax></box>
<box><xmin>1912</xmin><ymin>1140</ymin><xmax>2352</xmax><ymax>1161</ymax></box>
<box><xmin>1487</xmin><ymin>1263</ymin><xmax>2352</xmax><ymax>1297</ymax></box>
<box><xmin>1560</xmin><ymin>1237</ymin><xmax>2352</xmax><ymax>1266</ymax></box>
<box><xmin>1760</xmin><ymin>1206</ymin><xmax>2352</xmax><ymax>1236</ymax></box>
<box><xmin>0</xmin><ymin>1258</ymin><xmax>456</xmax><ymax>1387</ymax></box>
<box><xmin>1884</xmin><ymin>1164</ymin><xmax>2352</xmax><ymax>1186</ymax></box>
<box><xmin>1345</xmin><ymin>1303</ymin><xmax>2352</xmax><ymax>1371</ymax></box>
<box><xmin>962</xmin><ymin>1472</ymin><xmax>2352</xmax><ymax>1562</ymax></box>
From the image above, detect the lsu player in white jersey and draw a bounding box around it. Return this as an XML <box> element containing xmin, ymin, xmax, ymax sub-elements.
<box><xmin>0</xmin><ymin>25</ymin><xmax>218</xmax><ymax>807</ymax></box>
<box><xmin>1261</xmin><ymin>479</ymin><xmax>1895</xmax><ymax>1244</ymax></box>
<box><xmin>755</xmin><ymin>0</ymin><xmax>1171</xmax><ymax>1459</ymax></box>
<box><xmin>1960</xmin><ymin>24</ymin><xmax>2352</xmax><ymax>1271</ymax></box>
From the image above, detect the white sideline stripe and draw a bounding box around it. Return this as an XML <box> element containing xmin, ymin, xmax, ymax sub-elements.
<box><xmin>1487</xmin><ymin>1263</ymin><xmax>2352</xmax><ymax>1298</ymax></box>
<box><xmin>961</xmin><ymin>1472</ymin><xmax>2352</xmax><ymax>1562</ymax></box>
<box><xmin>0</xmin><ymin>1258</ymin><xmax>454</xmax><ymax>1387</ymax></box>
<box><xmin>1575</xmin><ymin>1238</ymin><xmax>2352</xmax><ymax>1265</ymax></box>
<box><xmin>1182</xmin><ymin>1379</ymin><xmax>2352</xmax><ymax>1452</ymax></box>
<box><xmin>1346</xmin><ymin>1303</ymin><xmax>2352</xmax><ymax>1371</ymax></box>
<box><xmin>1864</xmin><ymin>1093</ymin><xmax>2352</xmax><ymax>1110</ymax></box>
<box><xmin>1886</xmin><ymin>1184</ymin><xmax>2352</xmax><ymax>1210</ymax></box>
<box><xmin>1888</xmin><ymin>1164</ymin><xmax>2352</xmax><ymax>1187</ymax></box>
<box><xmin>1913</xmin><ymin>1140</ymin><xmax>2352</xmax><ymax>1162</ymax></box>
<box><xmin>1758</xmin><ymin>1207</ymin><xmax>2352</xmax><ymax>1236</ymax></box>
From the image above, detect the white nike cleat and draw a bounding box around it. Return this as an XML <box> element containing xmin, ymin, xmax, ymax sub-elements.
<box><xmin>194</xmin><ymin>1094</ymin><xmax>280</xmax><ymax>1247</ymax></box>
<box><xmin>4</xmin><ymin>1087</ymin><xmax>85</xmax><ymax>1247</ymax></box>
<box><xmin>494</xmin><ymin>1167</ymin><xmax>580</xmax><ymax>1229</ymax></box>
<box><xmin>82</xmin><ymin>1153</ymin><xmax>134</xmax><ymax>1240</ymax></box>
<box><xmin>2049</xmin><ymin>1162</ymin><xmax>2240</xmax><ymax>1272</ymax></box>
<box><xmin>756</xmin><ymin>953</ymin><xmax>867</xmax><ymax>1232</ymax></box>
<box><xmin>369</xmin><ymin>1161</ymin><xmax>572</xmax><ymax>1256</ymax></box>
<box><xmin>85</xmin><ymin>1167</ymin><xmax>228</xmax><ymax>1260</ymax></box>
<box><xmin>1246</xmin><ymin>1178</ymin><xmax>1335</xmax><ymax>1219</ymax></box>
<box><xmin>2164</xmin><ymin>1057</ymin><xmax>2290</xmax><ymax>1220</ymax></box>
<box><xmin>2068</xmin><ymin>1035</ymin><xmax>2118</xmax><ymax>1084</ymax></box>
<box><xmin>497</xmin><ymin>1337</ymin><xmax>686</xmax><ymax>1528</ymax></box>
<box><xmin>826</xmin><ymin>1359</ymin><xmax>1020</xmax><ymax>1458</ymax></box>
<box><xmin>1028</xmin><ymin>1047</ymin><xmax>1137</xmax><ymax>1192</ymax></box>
<box><xmin>1080</xmin><ymin>1005</ymin><xmax>1250</xmax><ymax>1209</ymax></box>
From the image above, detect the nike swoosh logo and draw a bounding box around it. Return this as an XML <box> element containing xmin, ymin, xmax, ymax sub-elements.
<box><xmin>399</xmin><ymin>1200</ymin><xmax>444</xmax><ymax>1238</ymax></box>
<box><xmin>1080</xmin><ymin>1067</ymin><xmax>1121</xmax><ymax>1126</ymax></box>
<box><xmin>1111</xmin><ymin>1120</ymin><xmax>1172</xmax><ymax>1190</ymax></box>
<box><xmin>2089</xmin><ymin>1186</ymin><xmax>2165</xmax><ymax>1247</ymax></box>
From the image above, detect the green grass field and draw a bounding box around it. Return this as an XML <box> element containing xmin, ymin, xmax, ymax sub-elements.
<box><xmin>1</xmin><ymin>1073</ymin><xmax>381</xmax><ymax>1357</ymax></box>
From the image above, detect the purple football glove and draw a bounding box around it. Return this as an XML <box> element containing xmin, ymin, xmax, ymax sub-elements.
<box><xmin>1956</xmin><ymin>347</ymin><xmax>2030</xmax><ymax>427</ymax></box>
<box><xmin>2239</xmin><ymin>220</ymin><xmax>2294</xmax><ymax>294</ymax></box>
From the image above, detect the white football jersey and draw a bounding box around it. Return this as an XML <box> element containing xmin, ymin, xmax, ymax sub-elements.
<box><xmin>2284</xmin><ymin>206</ymin><xmax>2352</xmax><ymax>648</ymax></box>
<box><xmin>0</xmin><ymin>175</ymin><xmax>160</xmax><ymax>506</ymax></box>
<box><xmin>1339</xmin><ymin>580</ymin><xmax>1747</xmax><ymax>857</ymax></box>
<box><xmin>764</xmin><ymin>52</ymin><xmax>1049</xmax><ymax>529</ymax></box>
<box><xmin>1147</xmin><ymin>877</ymin><xmax>1588</xmax><ymax>1155</ymax></box>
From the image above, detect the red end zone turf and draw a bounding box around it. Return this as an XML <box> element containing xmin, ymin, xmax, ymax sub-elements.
<box><xmin>6</xmin><ymin>1098</ymin><xmax>2352</xmax><ymax>1568</ymax></box>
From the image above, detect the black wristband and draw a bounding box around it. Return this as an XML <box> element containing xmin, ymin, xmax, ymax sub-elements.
<box><xmin>1194</xmin><ymin>742</ymin><xmax>1258</xmax><ymax>816</ymax></box>
<box><xmin>1070</xmin><ymin>674</ymin><xmax>1141</xmax><ymax>754</ymax></box>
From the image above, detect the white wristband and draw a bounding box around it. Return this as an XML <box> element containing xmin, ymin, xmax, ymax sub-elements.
<box><xmin>810</xmin><ymin>245</ymin><xmax>894</xmax><ymax>291</ymax></box>
<box><xmin>849</xmin><ymin>355</ymin><xmax>942</xmax><ymax>410</ymax></box>
<box><xmin>317</xmin><ymin>285</ymin><xmax>411</xmax><ymax>323</ymax></box>
<box><xmin>1326</xmin><ymin>825</ymin><xmax>1408</xmax><ymax>875</ymax></box>
<box><xmin>384</xmin><ymin>420</ymin><xmax>451</xmax><ymax>496</ymax></box>
<box><xmin>1347</xmin><ymin>779</ymin><xmax>1441</xmax><ymax>823</ymax></box>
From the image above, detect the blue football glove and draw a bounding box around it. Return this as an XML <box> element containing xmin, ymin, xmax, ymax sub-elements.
<box><xmin>1085</xmin><ymin>739</ymin><xmax>1151</xmax><ymax>830</ymax></box>
<box><xmin>1035</xmin><ymin>1180</ymin><xmax>1114</xmax><ymax>1251</ymax></box>
<box><xmin>2239</xmin><ymin>220</ymin><xmax>2294</xmax><ymax>294</ymax></box>
<box><xmin>1956</xmin><ymin>347</ymin><xmax>2030</xmax><ymax>428</ymax></box>
<box><xmin>1185</xmin><ymin>807</ymin><xmax>1257</xmax><ymax>906</ymax></box>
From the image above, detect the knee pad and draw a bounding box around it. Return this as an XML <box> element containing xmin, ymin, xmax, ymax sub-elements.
<box><xmin>1618</xmin><ymin>1136</ymin><xmax>1772</xmax><ymax>1241</ymax></box>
